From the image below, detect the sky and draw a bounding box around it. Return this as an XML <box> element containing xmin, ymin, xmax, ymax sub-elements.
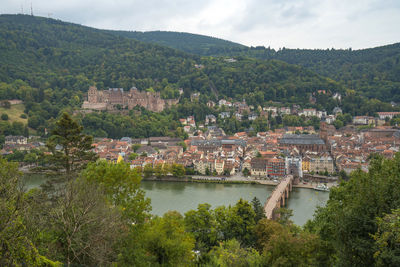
<box><xmin>1</xmin><ymin>0</ymin><xmax>400</xmax><ymax>49</ymax></box>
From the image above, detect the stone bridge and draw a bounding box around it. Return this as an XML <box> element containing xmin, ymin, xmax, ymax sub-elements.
<box><xmin>264</xmin><ymin>175</ymin><xmax>294</xmax><ymax>220</ymax></box>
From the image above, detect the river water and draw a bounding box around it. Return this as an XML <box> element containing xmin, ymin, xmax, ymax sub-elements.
<box><xmin>141</xmin><ymin>180</ymin><xmax>328</xmax><ymax>225</ymax></box>
<box><xmin>22</xmin><ymin>175</ymin><xmax>329</xmax><ymax>226</ymax></box>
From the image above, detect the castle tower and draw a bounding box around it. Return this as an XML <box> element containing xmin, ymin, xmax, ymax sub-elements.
<box><xmin>88</xmin><ymin>86</ymin><xmax>98</xmax><ymax>103</ymax></box>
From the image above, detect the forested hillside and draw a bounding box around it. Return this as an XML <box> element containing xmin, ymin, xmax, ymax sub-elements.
<box><xmin>246</xmin><ymin>44</ymin><xmax>400</xmax><ymax>103</ymax></box>
<box><xmin>0</xmin><ymin>14</ymin><xmax>350</xmax><ymax>139</ymax></box>
<box><xmin>107</xmin><ymin>30</ymin><xmax>246</xmax><ymax>56</ymax></box>
<box><xmin>117</xmin><ymin>29</ymin><xmax>400</xmax><ymax>103</ymax></box>
<box><xmin>0</xmin><ymin>14</ymin><xmax>339</xmax><ymax>103</ymax></box>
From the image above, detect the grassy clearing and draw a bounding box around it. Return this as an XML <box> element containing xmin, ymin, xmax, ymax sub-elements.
<box><xmin>0</xmin><ymin>104</ymin><xmax>27</xmax><ymax>124</ymax></box>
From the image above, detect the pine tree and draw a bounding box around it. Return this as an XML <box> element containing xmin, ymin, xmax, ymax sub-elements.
<box><xmin>46</xmin><ymin>113</ymin><xmax>97</xmax><ymax>175</ymax></box>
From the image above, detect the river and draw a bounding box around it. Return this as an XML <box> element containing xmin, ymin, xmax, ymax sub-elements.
<box><xmin>22</xmin><ymin>175</ymin><xmax>329</xmax><ymax>226</ymax></box>
<box><xmin>141</xmin><ymin>180</ymin><xmax>328</xmax><ymax>226</ymax></box>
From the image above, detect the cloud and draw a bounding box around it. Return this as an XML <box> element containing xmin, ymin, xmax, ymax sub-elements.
<box><xmin>1</xmin><ymin>0</ymin><xmax>399</xmax><ymax>49</ymax></box>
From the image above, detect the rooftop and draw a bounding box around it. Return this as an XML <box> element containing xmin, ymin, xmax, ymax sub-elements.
<box><xmin>279</xmin><ymin>134</ymin><xmax>325</xmax><ymax>145</ymax></box>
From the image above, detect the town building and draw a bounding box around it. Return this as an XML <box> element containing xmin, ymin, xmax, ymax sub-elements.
<box><xmin>377</xmin><ymin>112</ymin><xmax>400</xmax><ymax>120</ymax></box>
<box><xmin>279</xmin><ymin>134</ymin><xmax>326</xmax><ymax>154</ymax></box>
<box><xmin>267</xmin><ymin>158</ymin><xmax>286</xmax><ymax>178</ymax></box>
<box><xmin>250</xmin><ymin>158</ymin><xmax>268</xmax><ymax>177</ymax></box>
<box><xmin>309</xmin><ymin>154</ymin><xmax>334</xmax><ymax>173</ymax></box>
<box><xmin>5</xmin><ymin>136</ymin><xmax>28</xmax><ymax>145</ymax></box>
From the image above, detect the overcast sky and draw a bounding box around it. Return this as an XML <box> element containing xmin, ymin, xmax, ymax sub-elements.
<box><xmin>2</xmin><ymin>0</ymin><xmax>400</xmax><ymax>49</ymax></box>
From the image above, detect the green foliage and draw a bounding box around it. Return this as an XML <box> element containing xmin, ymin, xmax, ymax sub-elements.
<box><xmin>177</xmin><ymin>140</ymin><xmax>187</xmax><ymax>151</ymax></box>
<box><xmin>82</xmin><ymin>160</ymin><xmax>151</xmax><ymax>224</ymax></box>
<box><xmin>46</xmin><ymin>113</ymin><xmax>97</xmax><ymax>174</ymax></box>
<box><xmin>252</xmin><ymin>197</ymin><xmax>266</xmax><ymax>223</ymax></box>
<box><xmin>185</xmin><ymin>199</ymin><xmax>257</xmax><ymax>254</ymax></box>
<box><xmin>208</xmin><ymin>239</ymin><xmax>263</xmax><ymax>267</ymax></box>
<box><xmin>143</xmin><ymin>164</ymin><xmax>154</xmax><ymax>178</ymax></box>
<box><xmin>373</xmin><ymin>209</ymin><xmax>400</xmax><ymax>266</ymax></box>
<box><xmin>81</xmin><ymin>110</ymin><xmax>185</xmax><ymax>139</ymax></box>
<box><xmin>117</xmin><ymin>28</ymin><xmax>400</xmax><ymax>112</ymax></box>
<box><xmin>1</xmin><ymin>100</ymin><xmax>11</xmax><ymax>109</ymax></box>
<box><xmin>184</xmin><ymin>203</ymin><xmax>219</xmax><ymax>252</ymax></box>
<box><xmin>0</xmin><ymin>157</ymin><xmax>59</xmax><ymax>266</ymax></box>
<box><xmin>132</xmin><ymin>143</ymin><xmax>141</xmax><ymax>152</ymax></box>
<box><xmin>153</xmin><ymin>163</ymin><xmax>164</xmax><ymax>178</ymax></box>
<box><xmin>111</xmin><ymin>30</ymin><xmax>246</xmax><ymax>56</ymax></box>
<box><xmin>306</xmin><ymin>153</ymin><xmax>400</xmax><ymax>266</ymax></box>
<box><xmin>256</xmin><ymin>218</ymin><xmax>332</xmax><ymax>266</ymax></box>
<box><xmin>242</xmin><ymin>167</ymin><xmax>250</xmax><ymax>177</ymax></box>
<box><xmin>1</xmin><ymin>113</ymin><xmax>8</xmax><ymax>120</ymax></box>
<box><xmin>171</xmin><ymin>163</ymin><xmax>185</xmax><ymax>177</ymax></box>
<box><xmin>142</xmin><ymin>211</ymin><xmax>195</xmax><ymax>266</ymax></box>
<box><xmin>128</xmin><ymin>152</ymin><xmax>138</xmax><ymax>160</ymax></box>
<box><xmin>47</xmin><ymin>177</ymin><xmax>123</xmax><ymax>265</ymax></box>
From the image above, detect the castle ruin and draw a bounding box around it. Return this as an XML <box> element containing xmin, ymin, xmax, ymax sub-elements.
<box><xmin>82</xmin><ymin>86</ymin><xmax>179</xmax><ymax>112</ymax></box>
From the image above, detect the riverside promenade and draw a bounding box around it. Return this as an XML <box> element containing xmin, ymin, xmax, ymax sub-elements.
<box><xmin>264</xmin><ymin>175</ymin><xmax>294</xmax><ymax>220</ymax></box>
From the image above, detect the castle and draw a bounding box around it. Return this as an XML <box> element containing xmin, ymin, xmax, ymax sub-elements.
<box><xmin>82</xmin><ymin>86</ymin><xmax>179</xmax><ymax>112</ymax></box>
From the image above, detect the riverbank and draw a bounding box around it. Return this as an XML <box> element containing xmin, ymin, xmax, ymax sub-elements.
<box><xmin>142</xmin><ymin>176</ymin><xmax>260</xmax><ymax>184</ymax></box>
<box><xmin>143</xmin><ymin>176</ymin><xmax>336</xmax><ymax>189</ymax></box>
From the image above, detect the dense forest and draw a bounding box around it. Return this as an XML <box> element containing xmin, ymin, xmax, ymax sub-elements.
<box><xmin>0</xmin><ymin>14</ymin><xmax>358</xmax><ymax>140</ymax></box>
<box><xmin>107</xmin><ymin>30</ymin><xmax>246</xmax><ymax>56</ymax></box>
<box><xmin>118</xmin><ymin>30</ymin><xmax>400</xmax><ymax>103</ymax></box>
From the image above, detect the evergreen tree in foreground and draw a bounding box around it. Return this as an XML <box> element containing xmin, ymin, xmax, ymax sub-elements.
<box><xmin>46</xmin><ymin>113</ymin><xmax>97</xmax><ymax>175</ymax></box>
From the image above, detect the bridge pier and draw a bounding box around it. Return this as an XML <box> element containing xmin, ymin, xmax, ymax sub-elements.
<box><xmin>264</xmin><ymin>175</ymin><xmax>294</xmax><ymax>220</ymax></box>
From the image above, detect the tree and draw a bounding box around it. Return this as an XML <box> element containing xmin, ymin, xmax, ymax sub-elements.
<box><xmin>143</xmin><ymin>211</ymin><xmax>195</xmax><ymax>266</ymax></box>
<box><xmin>143</xmin><ymin>164</ymin><xmax>154</xmax><ymax>178</ymax></box>
<box><xmin>243</xmin><ymin>167</ymin><xmax>250</xmax><ymax>177</ymax></box>
<box><xmin>275</xmin><ymin>207</ymin><xmax>294</xmax><ymax>226</ymax></box>
<box><xmin>208</xmin><ymin>239</ymin><xmax>263</xmax><ymax>266</ymax></box>
<box><xmin>154</xmin><ymin>163</ymin><xmax>164</xmax><ymax>178</ymax></box>
<box><xmin>46</xmin><ymin>113</ymin><xmax>97</xmax><ymax>175</ymax></box>
<box><xmin>1</xmin><ymin>113</ymin><xmax>8</xmax><ymax>120</ymax></box>
<box><xmin>177</xmin><ymin>141</ymin><xmax>187</xmax><ymax>152</ymax></box>
<box><xmin>251</xmin><ymin>197</ymin><xmax>265</xmax><ymax>223</ymax></box>
<box><xmin>256</xmin><ymin>219</ymin><xmax>332</xmax><ymax>266</ymax></box>
<box><xmin>333</xmin><ymin>119</ymin><xmax>344</xmax><ymax>129</ymax></box>
<box><xmin>2</xmin><ymin>101</ymin><xmax>11</xmax><ymax>109</ymax></box>
<box><xmin>184</xmin><ymin>203</ymin><xmax>218</xmax><ymax>252</ymax></box>
<box><xmin>23</xmin><ymin>152</ymin><xmax>37</xmax><ymax>165</ymax></box>
<box><xmin>306</xmin><ymin>154</ymin><xmax>400</xmax><ymax>266</ymax></box>
<box><xmin>215</xmin><ymin>199</ymin><xmax>257</xmax><ymax>247</ymax></box>
<box><xmin>171</xmin><ymin>163</ymin><xmax>185</xmax><ymax>177</ymax></box>
<box><xmin>0</xmin><ymin>157</ymin><xmax>58</xmax><ymax>266</ymax></box>
<box><xmin>82</xmin><ymin>160</ymin><xmax>151</xmax><ymax>224</ymax></box>
<box><xmin>132</xmin><ymin>144</ymin><xmax>141</xmax><ymax>152</ymax></box>
<box><xmin>373</xmin><ymin>209</ymin><xmax>400</xmax><ymax>266</ymax></box>
<box><xmin>128</xmin><ymin>152</ymin><xmax>138</xmax><ymax>160</ymax></box>
<box><xmin>338</xmin><ymin>169</ymin><xmax>349</xmax><ymax>181</ymax></box>
<box><xmin>48</xmin><ymin>177</ymin><xmax>124</xmax><ymax>265</ymax></box>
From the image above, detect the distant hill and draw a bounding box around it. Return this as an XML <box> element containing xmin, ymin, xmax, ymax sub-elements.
<box><xmin>0</xmin><ymin>14</ymin><xmax>397</xmax><ymax>139</ymax></box>
<box><xmin>0</xmin><ymin>14</ymin><xmax>341</xmax><ymax>107</ymax></box>
<box><xmin>106</xmin><ymin>30</ymin><xmax>246</xmax><ymax>56</ymax></box>
<box><xmin>113</xmin><ymin>29</ymin><xmax>400</xmax><ymax>103</ymax></box>
<box><xmin>235</xmin><ymin>44</ymin><xmax>400</xmax><ymax>103</ymax></box>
